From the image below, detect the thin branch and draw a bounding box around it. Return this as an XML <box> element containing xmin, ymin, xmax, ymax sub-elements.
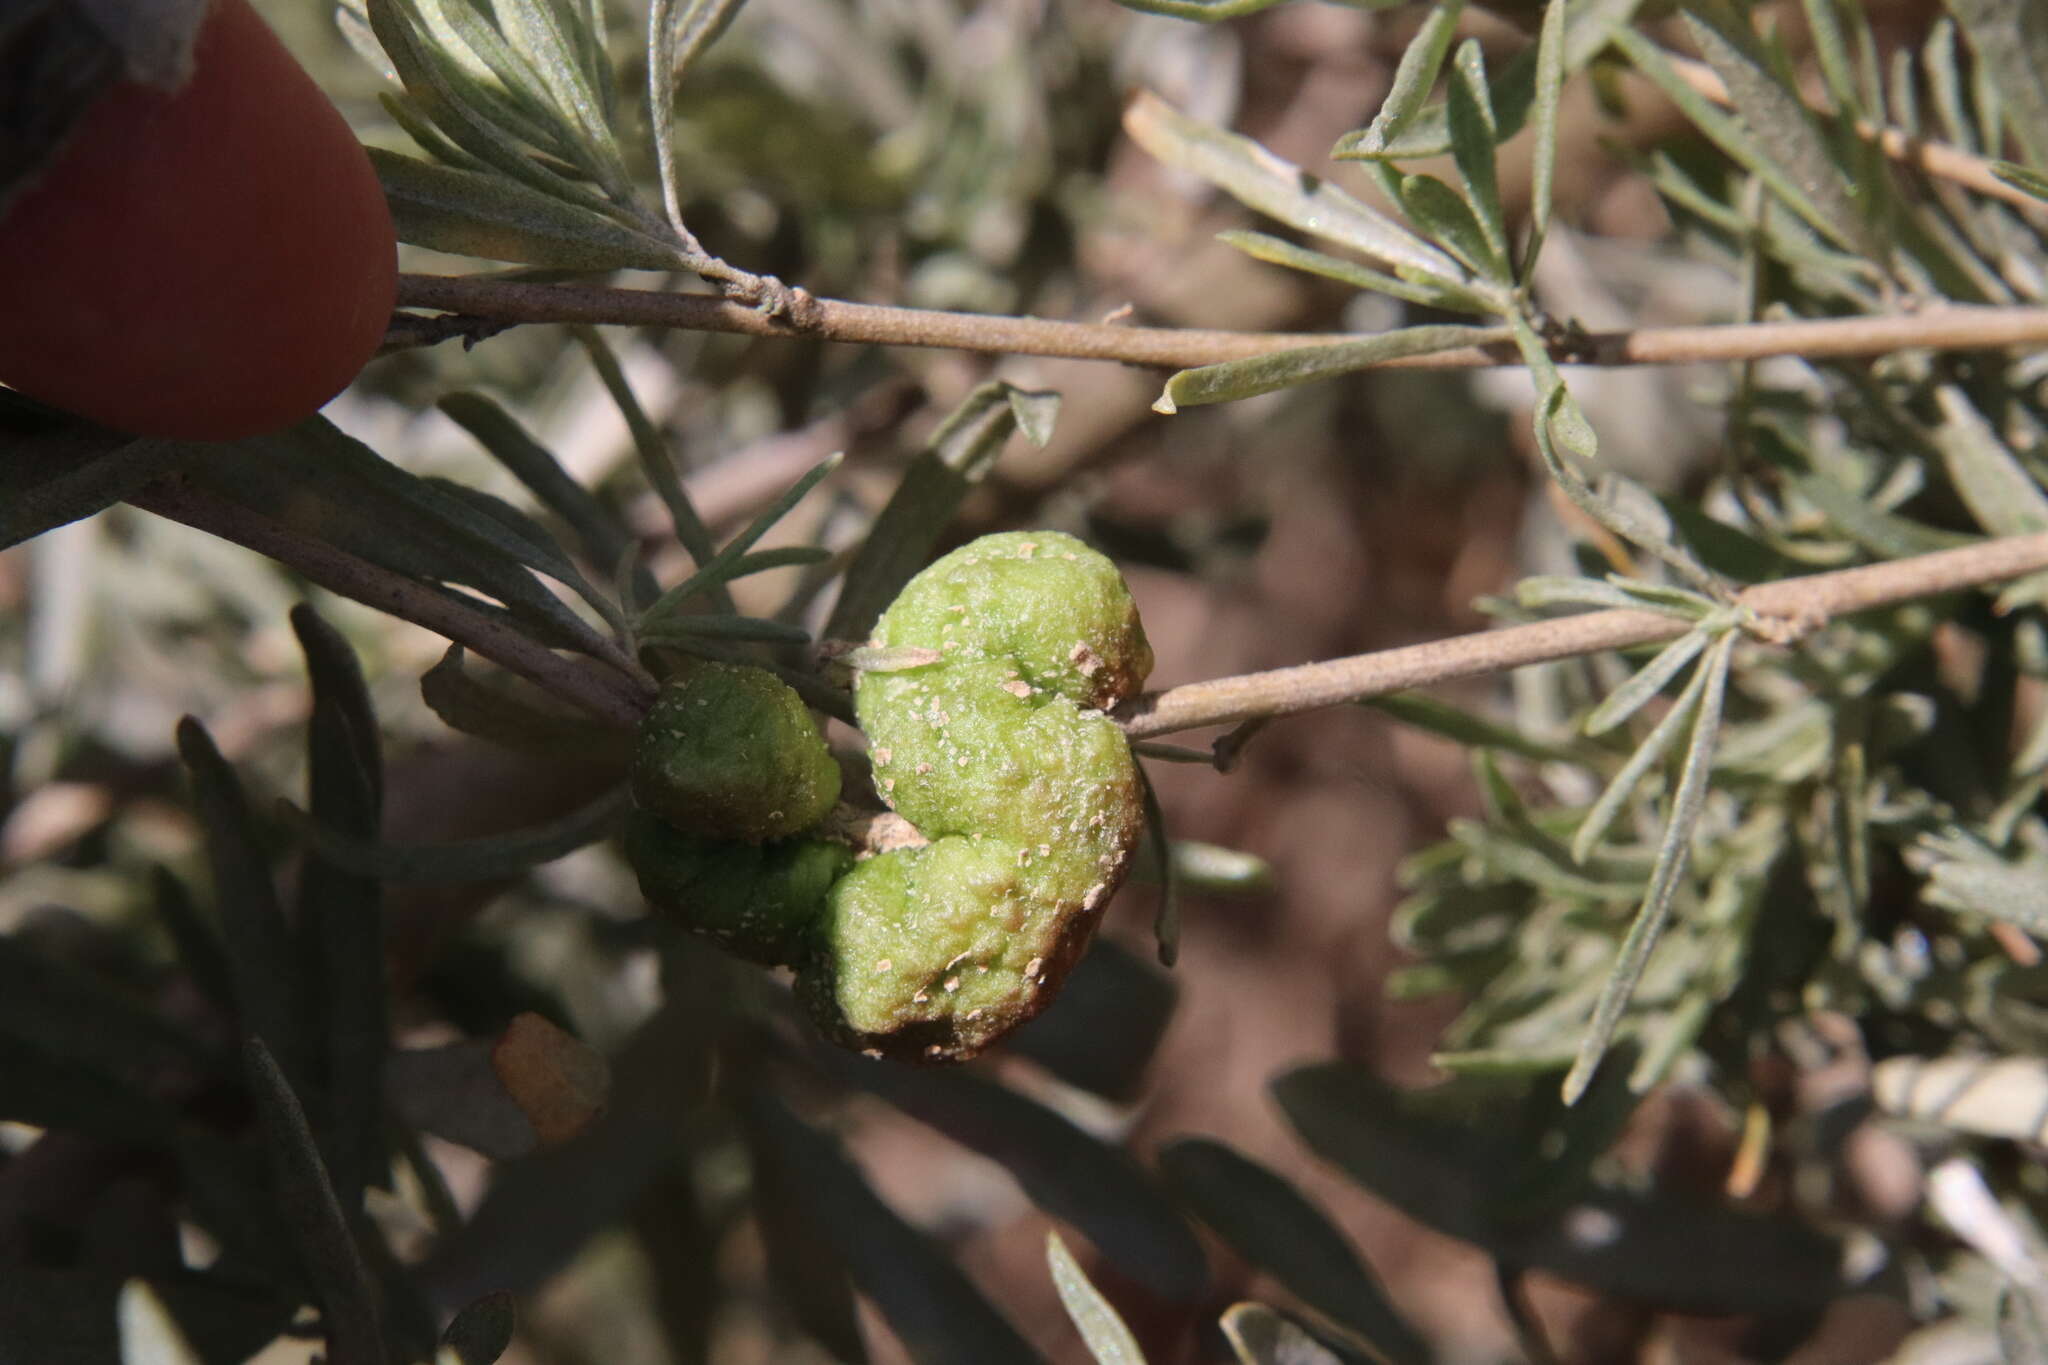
<box><xmin>1665</xmin><ymin>52</ymin><xmax>2045</xmax><ymax>215</ymax></box>
<box><xmin>130</xmin><ymin>479</ymin><xmax>651</xmax><ymax>730</ymax></box>
<box><xmin>1116</xmin><ymin>530</ymin><xmax>2048</xmax><ymax>738</ymax></box>
<box><xmin>130</xmin><ymin>478</ymin><xmax>2048</xmax><ymax>744</ymax></box>
<box><xmin>394</xmin><ymin>274</ymin><xmax>2048</xmax><ymax>372</ymax></box>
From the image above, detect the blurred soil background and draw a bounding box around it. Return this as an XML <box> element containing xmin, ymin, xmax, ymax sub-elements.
<box><xmin>0</xmin><ymin>1</ymin><xmax>1936</xmax><ymax>1361</ymax></box>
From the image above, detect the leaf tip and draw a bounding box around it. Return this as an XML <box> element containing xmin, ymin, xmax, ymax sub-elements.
<box><xmin>1560</xmin><ymin>1057</ymin><xmax>1596</xmax><ymax>1106</ymax></box>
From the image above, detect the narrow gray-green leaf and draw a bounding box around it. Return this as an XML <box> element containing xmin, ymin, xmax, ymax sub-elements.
<box><xmin>1584</xmin><ymin>629</ymin><xmax>1711</xmax><ymax>737</ymax></box>
<box><xmin>0</xmin><ymin>426</ymin><xmax>190</xmax><ymax>551</ymax></box>
<box><xmin>1336</xmin><ymin>0</ymin><xmax>1636</xmax><ymax>166</ymax></box>
<box><xmin>425</xmin><ymin>477</ymin><xmax>623</xmax><ymax>629</ymax></box>
<box><xmin>1564</xmin><ymin>631</ymin><xmax>1736</xmax><ymax>1104</ymax></box>
<box><xmin>368</xmin><ymin>0</ymin><xmax>615</xmax><ymax>210</ymax></box>
<box><xmin>648</xmin><ymin>0</ymin><xmax>745</xmax><ymax>230</ymax></box>
<box><xmin>1095</xmin><ymin>0</ymin><xmax>1311</xmax><ymax>21</ymax></box>
<box><xmin>1943</xmin><ymin>0</ymin><xmax>2048</xmax><ymax>166</ymax></box>
<box><xmin>1158</xmin><ymin>1139</ymin><xmax>1428</xmax><ymax>1365</ymax></box>
<box><xmin>660</xmin><ymin>544</ymin><xmax>831</xmax><ymax>605</ymax></box>
<box><xmin>1613</xmin><ymin>28</ymin><xmax>1862</xmax><ymax>255</ymax></box>
<box><xmin>1342</xmin><ymin>54</ymin><xmax>1539</xmax><ymax>168</ymax></box>
<box><xmin>1396</xmin><ymin>173</ymin><xmax>1506</xmax><ymax>282</ymax></box>
<box><xmin>1047</xmin><ymin>1232</ymin><xmax>1146</xmax><ymax>1365</ymax></box>
<box><xmin>1680</xmin><ymin>6</ymin><xmax>1878</xmax><ymax>258</ymax></box>
<box><xmin>651</xmin><ymin>0</ymin><xmax>746</xmax><ymax>88</ymax></box>
<box><xmin>235</xmin><ymin>418</ymin><xmax>627</xmax><ymax>669</ymax></box>
<box><xmin>1156</xmin><ymin>326</ymin><xmax>1504</xmax><ymax>413</ymax></box>
<box><xmin>177</xmin><ymin>717</ymin><xmax>306</xmax><ymax>1088</ymax></box>
<box><xmin>421</xmin><ymin>645</ymin><xmax>636</xmax><ymax>760</ymax></box>
<box><xmin>1924</xmin><ymin>18</ymin><xmax>1977</xmax><ymax>152</ymax></box>
<box><xmin>371</xmin><ymin>148</ymin><xmax>676</xmax><ymax>269</ymax></box>
<box><xmin>1124</xmin><ymin>90</ymin><xmax>1465</xmax><ymax>284</ymax></box>
<box><xmin>494</xmin><ymin>0</ymin><xmax>633</xmax><ymax>192</ymax></box>
<box><xmin>418</xmin><ymin>0</ymin><xmax>597</xmax><ymax>179</ymax></box>
<box><xmin>1517</xmin><ymin>341</ymin><xmax>1720</xmax><ymax>593</ymax></box>
<box><xmin>827</xmin><ymin>383</ymin><xmax>1037</xmax><ymax>641</ymax></box>
<box><xmin>559</xmin><ymin>0</ymin><xmax>613</xmax><ymax>112</ymax></box>
<box><xmin>1565</xmin><ymin>0</ymin><xmax>1651</xmax><ymax>82</ymax></box>
<box><xmin>1572</xmin><ymin>643</ymin><xmax>1715</xmax><ymax>864</ymax></box>
<box><xmin>1923</xmin><ymin>855</ymin><xmax>2048</xmax><ymax>935</ymax></box>
<box><xmin>1609</xmin><ymin>577</ymin><xmax>1722</xmax><ymax>616</ymax></box>
<box><xmin>571</xmin><ymin>326</ymin><xmax>723</xmax><ymax>596</ymax></box>
<box><xmin>639</xmin><ymin>453</ymin><xmax>841</xmax><ymax>624</ymax></box>
<box><xmin>1970</xmin><ymin>26</ymin><xmax>2006</xmax><ymax>156</ymax></box>
<box><xmin>338</xmin><ymin>0</ymin><xmax>397</xmax><ymax>79</ymax></box>
<box><xmin>1931</xmin><ymin>384</ymin><xmax>2048</xmax><ymax>537</ymax></box>
<box><xmin>1526</xmin><ymin>0</ymin><xmax>1568</xmax><ymax>272</ymax></box>
<box><xmin>1788</xmin><ymin>471</ymin><xmax>1974</xmax><ymax>558</ymax></box>
<box><xmin>383</xmin><ymin>88</ymin><xmax>494</xmax><ymax>174</ymax></box>
<box><xmin>382</xmin><ymin>0</ymin><xmax>583</xmax><ymax>161</ymax></box>
<box><xmin>1451</xmin><ymin>819</ymin><xmax>1645</xmax><ymax>902</ymax></box>
<box><xmin>290</xmin><ymin>605</ymin><xmax>387</xmax><ymax>1214</ymax></box>
<box><xmin>1140</xmin><ymin>766</ymin><xmax>1179</xmax><ymax>967</ymax></box>
<box><xmin>638</xmin><ymin>613</ymin><xmax>813</xmax><ymax>644</ymax></box>
<box><xmin>437</xmin><ymin>391</ymin><xmax>654</xmax><ymax>604</ymax></box>
<box><xmin>1339</xmin><ymin>0</ymin><xmax>1464</xmax><ymax>158</ymax></box>
<box><xmin>1514</xmin><ymin>575</ymin><xmax>1693</xmax><ymax>617</ymax></box>
<box><xmin>1217</xmin><ymin>230</ymin><xmax>1493</xmax><ymax>313</ymax></box>
<box><xmin>1446</xmin><ymin>39</ymin><xmax>1509</xmax><ymax>268</ymax></box>
<box><xmin>278</xmin><ymin>786</ymin><xmax>630</xmax><ymax>884</ymax></box>
<box><xmin>244</xmin><ymin>1037</ymin><xmax>382</xmax><ymax>1365</ymax></box>
<box><xmin>1801</xmin><ymin>0</ymin><xmax>1865</xmax><ymax>119</ymax></box>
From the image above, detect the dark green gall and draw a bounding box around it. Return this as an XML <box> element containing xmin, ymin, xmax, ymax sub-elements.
<box><xmin>800</xmin><ymin>531</ymin><xmax>1151</xmax><ymax>1061</ymax></box>
<box><xmin>624</xmin><ymin>812</ymin><xmax>851</xmax><ymax>966</ymax></box>
<box><xmin>632</xmin><ymin>662</ymin><xmax>841</xmax><ymax>842</ymax></box>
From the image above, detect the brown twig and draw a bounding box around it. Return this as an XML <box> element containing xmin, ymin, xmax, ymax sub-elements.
<box><xmin>136</xmin><ymin>471</ymin><xmax>2048</xmax><ymax>740</ymax></box>
<box><xmin>394</xmin><ymin>274</ymin><xmax>2048</xmax><ymax>373</ymax></box>
<box><xmin>128</xmin><ymin>478</ymin><xmax>2048</xmax><ymax>743</ymax></box>
<box><xmin>1116</xmin><ymin>531</ymin><xmax>2048</xmax><ymax>738</ymax></box>
<box><xmin>130</xmin><ymin>479</ymin><xmax>652</xmax><ymax>729</ymax></box>
<box><xmin>1665</xmin><ymin>53</ymin><xmax>2043</xmax><ymax>214</ymax></box>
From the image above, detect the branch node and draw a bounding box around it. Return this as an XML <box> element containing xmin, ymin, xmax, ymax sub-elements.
<box><xmin>1740</xmin><ymin>601</ymin><xmax>1828</xmax><ymax>647</ymax></box>
<box><xmin>753</xmin><ymin>278</ymin><xmax>823</xmax><ymax>330</ymax></box>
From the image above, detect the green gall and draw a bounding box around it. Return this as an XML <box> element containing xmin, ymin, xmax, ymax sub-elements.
<box><xmin>624</xmin><ymin>811</ymin><xmax>851</xmax><ymax>966</ymax></box>
<box><xmin>862</xmin><ymin>531</ymin><xmax>1153</xmax><ymax>710</ymax></box>
<box><xmin>802</xmin><ymin>531</ymin><xmax>1150</xmax><ymax>1061</ymax></box>
<box><xmin>632</xmin><ymin>661</ymin><xmax>841</xmax><ymax>843</ymax></box>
